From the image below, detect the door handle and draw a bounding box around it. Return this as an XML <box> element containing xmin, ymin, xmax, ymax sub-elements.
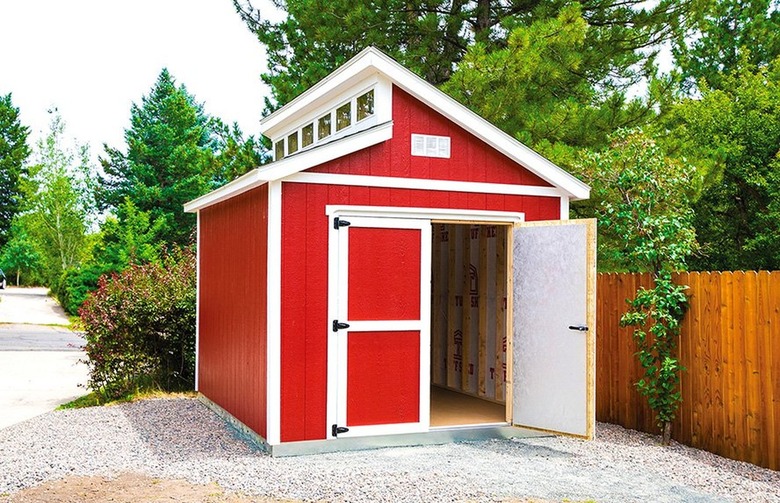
<box><xmin>332</xmin><ymin>320</ymin><xmax>350</xmax><ymax>332</ymax></box>
<box><xmin>568</xmin><ymin>325</ymin><xmax>588</xmax><ymax>332</ymax></box>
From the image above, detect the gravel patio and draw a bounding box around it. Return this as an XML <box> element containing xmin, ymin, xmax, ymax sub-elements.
<box><xmin>0</xmin><ymin>398</ymin><xmax>777</xmax><ymax>502</ymax></box>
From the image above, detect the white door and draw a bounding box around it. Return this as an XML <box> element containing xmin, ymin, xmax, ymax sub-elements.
<box><xmin>329</xmin><ymin>216</ymin><xmax>431</xmax><ymax>438</ymax></box>
<box><xmin>511</xmin><ymin>219</ymin><xmax>596</xmax><ymax>438</ymax></box>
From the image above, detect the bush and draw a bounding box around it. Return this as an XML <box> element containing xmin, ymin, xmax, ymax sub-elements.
<box><xmin>55</xmin><ymin>265</ymin><xmax>108</xmax><ymax>316</ymax></box>
<box><xmin>79</xmin><ymin>248</ymin><xmax>196</xmax><ymax>400</ymax></box>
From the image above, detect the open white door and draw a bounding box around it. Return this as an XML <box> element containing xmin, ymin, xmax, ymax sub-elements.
<box><xmin>511</xmin><ymin>219</ymin><xmax>596</xmax><ymax>438</ymax></box>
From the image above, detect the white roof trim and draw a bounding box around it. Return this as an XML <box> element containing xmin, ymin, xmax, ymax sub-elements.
<box><xmin>184</xmin><ymin>121</ymin><xmax>393</xmax><ymax>213</ymax></box>
<box><xmin>260</xmin><ymin>47</ymin><xmax>589</xmax><ymax>201</ymax></box>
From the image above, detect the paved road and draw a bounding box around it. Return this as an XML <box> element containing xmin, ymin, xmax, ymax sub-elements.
<box><xmin>0</xmin><ymin>287</ymin><xmax>89</xmax><ymax>430</ymax></box>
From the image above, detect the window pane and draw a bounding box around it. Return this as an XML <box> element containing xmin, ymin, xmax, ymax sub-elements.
<box><xmin>302</xmin><ymin>123</ymin><xmax>314</xmax><ymax>147</ymax></box>
<box><xmin>318</xmin><ymin>114</ymin><xmax>332</xmax><ymax>140</ymax></box>
<box><xmin>357</xmin><ymin>90</ymin><xmax>374</xmax><ymax>121</ymax></box>
<box><xmin>275</xmin><ymin>140</ymin><xmax>284</xmax><ymax>160</ymax></box>
<box><xmin>336</xmin><ymin>102</ymin><xmax>351</xmax><ymax>131</ymax></box>
<box><xmin>287</xmin><ymin>132</ymin><xmax>299</xmax><ymax>154</ymax></box>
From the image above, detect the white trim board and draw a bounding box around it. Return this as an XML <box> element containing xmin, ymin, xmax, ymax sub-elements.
<box><xmin>266</xmin><ymin>180</ymin><xmax>283</xmax><ymax>445</ymax></box>
<box><xmin>288</xmin><ymin>172</ymin><xmax>566</xmax><ymax>199</ymax></box>
<box><xmin>326</xmin><ymin>205</ymin><xmax>525</xmax><ymax>224</ymax></box>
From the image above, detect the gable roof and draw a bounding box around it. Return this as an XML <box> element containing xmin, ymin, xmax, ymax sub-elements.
<box><xmin>185</xmin><ymin>47</ymin><xmax>589</xmax><ymax>213</ymax></box>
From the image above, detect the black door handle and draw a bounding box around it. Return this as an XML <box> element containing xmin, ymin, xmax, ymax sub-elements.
<box><xmin>568</xmin><ymin>325</ymin><xmax>588</xmax><ymax>332</ymax></box>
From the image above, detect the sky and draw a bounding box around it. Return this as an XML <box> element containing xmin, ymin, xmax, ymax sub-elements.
<box><xmin>0</xmin><ymin>0</ymin><xmax>280</xmax><ymax>160</ymax></box>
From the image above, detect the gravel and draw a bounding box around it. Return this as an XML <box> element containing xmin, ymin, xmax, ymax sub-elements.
<box><xmin>1</xmin><ymin>398</ymin><xmax>778</xmax><ymax>502</ymax></box>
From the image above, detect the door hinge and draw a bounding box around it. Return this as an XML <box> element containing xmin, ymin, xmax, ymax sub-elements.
<box><xmin>332</xmin><ymin>424</ymin><xmax>350</xmax><ymax>437</ymax></box>
<box><xmin>332</xmin><ymin>320</ymin><xmax>350</xmax><ymax>332</ymax></box>
<box><xmin>333</xmin><ymin>217</ymin><xmax>351</xmax><ymax>229</ymax></box>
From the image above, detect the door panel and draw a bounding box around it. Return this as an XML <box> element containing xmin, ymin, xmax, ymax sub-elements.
<box><xmin>347</xmin><ymin>330</ymin><xmax>421</xmax><ymax>426</ymax></box>
<box><xmin>511</xmin><ymin>219</ymin><xmax>596</xmax><ymax>438</ymax></box>
<box><xmin>348</xmin><ymin>227</ymin><xmax>421</xmax><ymax>321</ymax></box>
<box><xmin>331</xmin><ymin>216</ymin><xmax>431</xmax><ymax>438</ymax></box>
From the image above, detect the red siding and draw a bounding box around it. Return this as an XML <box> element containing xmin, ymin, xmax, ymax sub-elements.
<box><xmin>280</xmin><ymin>183</ymin><xmax>559</xmax><ymax>442</ymax></box>
<box><xmin>199</xmin><ymin>186</ymin><xmax>268</xmax><ymax>438</ymax></box>
<box><xmin>310</xmin><ymin>86</ymin><xmax>552</xmax><ymax>187</ymax></box>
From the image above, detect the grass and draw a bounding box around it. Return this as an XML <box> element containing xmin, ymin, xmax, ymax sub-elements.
<box><xmin>58</xmin><ymin>389</ymin><xmax>197</xmax><ymax>410</ymax></box>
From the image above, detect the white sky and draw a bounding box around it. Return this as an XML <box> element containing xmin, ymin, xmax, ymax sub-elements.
<box><xmin>0</xmin><ymin>0</ymin><xmax>280</xmax><ymax>159</ymax></box>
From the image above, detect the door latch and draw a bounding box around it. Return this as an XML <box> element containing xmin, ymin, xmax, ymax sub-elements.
<box><xmin>568</xmin><ymin>325</ymin><xmax>589</xmax><ymax>332</ymax></box>
<box><xmin>332</xmin><ymin>320</ymin><xmax>350</xmax><ymax>332</ymax></box>
<box><xmin>332</xmin><ymin>424</ymin><xmax>349</xmax><ymax>437</ymax></box>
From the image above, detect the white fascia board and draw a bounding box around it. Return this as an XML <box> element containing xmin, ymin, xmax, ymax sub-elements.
<box><xmin>183</xmin><ymin>168</ymin><xmax>267</xmax><ymax>213</ymax></box>
<box><xmin>182</xmin><ymin>121</ymin><xmax>394</xmax><ymax>213</ymax></box>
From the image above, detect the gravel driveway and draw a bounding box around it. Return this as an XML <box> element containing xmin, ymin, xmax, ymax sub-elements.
<box><xmin>1</xmin><ymin>398</ymin><xmax>778</xmax><ymax>502</ymax></box>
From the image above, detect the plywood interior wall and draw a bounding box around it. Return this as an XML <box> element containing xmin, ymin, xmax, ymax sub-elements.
<box><xmin>431</xmin><ymin>223</ymin><xmax>508</xmax><ymax>403</ymax></box>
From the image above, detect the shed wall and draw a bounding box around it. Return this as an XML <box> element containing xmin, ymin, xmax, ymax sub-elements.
<box><xmin>199</xmin><ymin>185</ymin><xmax>268</xmax><ymax>438</ymax></box>
<box><xmin>280</xmin><ymin>182</ymin><xmax>559</xmax><ymax>442</ymax></box>
<box><xmin>309</xmin><ymin>86</ymin><xmax>553</xmax><ymax>187</ymax></box>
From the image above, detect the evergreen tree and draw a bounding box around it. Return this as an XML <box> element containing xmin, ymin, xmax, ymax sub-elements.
<box><xmin>99</xmin><ymin>69</ymin><xmax>262</xmax><ymax>246</ymax></box>
<box><xmin>234</xmin><ymin>0</ymin><xmax>694</xmax><ymax>111</ymax></box>
<box><xmin>673</xmin><ymin>0</ymin><xmax>780</xmax><ymax>90</ymax></box>
<box><xmin>0</xmin><ymin>93</ymin><xmax>31</xmax><ymax>249</ymax></box>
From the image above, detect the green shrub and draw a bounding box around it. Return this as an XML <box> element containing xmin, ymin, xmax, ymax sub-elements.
<box><xmin>79</xmin><ymin>248</ymin><xmax>196</xmax><ymax>400</ymax></box>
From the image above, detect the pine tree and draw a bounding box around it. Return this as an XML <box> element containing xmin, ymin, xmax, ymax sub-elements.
<box><xmin>0</xmin><ymin>93</ymin><xmax>31</xmax><ymax>249</ymax></box>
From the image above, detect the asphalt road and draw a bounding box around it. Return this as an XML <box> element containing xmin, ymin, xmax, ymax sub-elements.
<box><xmin>0</xmin><ymin>287</ymin><xmax>89</xmax><ymax>429</ymax></box>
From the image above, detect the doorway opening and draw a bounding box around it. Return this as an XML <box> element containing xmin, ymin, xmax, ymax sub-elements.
<box><xmin>429</xmin><ymin>222</ymin><xmax>511</xmax><ymax>428</ymax></box>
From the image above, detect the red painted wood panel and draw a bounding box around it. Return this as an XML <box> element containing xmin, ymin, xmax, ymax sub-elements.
<box><xmin>310</xmin><ymin>86</ymin><xmax>552</xmax><ymax>187</ymax></box>
<box><xmin>279</xmin><ymin>182</ymin><xmax>558</xmax><ymax>442</ymax></box>
<box><xmin>347</xmin><ymin>331</ymin><xmax>421</xmax><ymax>426</ymax></box>
<box><xmin>199</xmin><ymin>185</ymin><xmax>268</xmax><ymax>438</ymax></box>
<box><xmin>348</xmin><ymin>227</ymin><xmax>421</xmax><ymax>321</ymax></box>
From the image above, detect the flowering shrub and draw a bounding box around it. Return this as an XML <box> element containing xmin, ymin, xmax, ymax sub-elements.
<box><xmin>79</xmin><ymin>248</ymin><xmax>196</xmax><ymax>399</ymax></box>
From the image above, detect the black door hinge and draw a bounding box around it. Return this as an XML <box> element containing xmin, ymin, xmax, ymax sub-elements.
<box><xmin>333</xmin><ymin>217</ymin><xmax>351</xmax><ymax>229</ymax></box>
<box><xmin>332</xmin><ymin>320</ymin><xmax>350</xmax><ymax>332</ymax></box>
<box><xmin>332</xmin><ymin>424</ymin><xmax>350</xmax><ymax>437</ymax></box>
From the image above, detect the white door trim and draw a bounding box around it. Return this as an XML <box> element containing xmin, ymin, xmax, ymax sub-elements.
<box><xmin>327</xmin><ymin>215</ymin><xmax>431</xmax><ymax>438</ymax></box>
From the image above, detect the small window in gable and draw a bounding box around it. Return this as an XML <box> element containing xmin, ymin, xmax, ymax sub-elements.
<box><xmin>302</xmin><ymin>123</ymin><xmax>314</xmax><ymax>148</ymax></box>
<box><xmin>318</xmin><ymin>114</ymin><xmax>332</xmax><ymax>140</ymax></box>
<box><xmin>287</xmin><ymin>131</ymin><xmax>299</xmax><ymax>154</ymax></box>
<box><xmin>336</xmin><ymin>102</ymin><xmax>351</xmax><ymax>131</ymax></box>
<box><xmin>356</xmin><ymin>90</ymin><xmax>374</xmax><ymax>121</ymax></box>
<box><xmin>274</xmin><ymin>140</ymin><xmax>285</xmax><ymax>160</ymax></box>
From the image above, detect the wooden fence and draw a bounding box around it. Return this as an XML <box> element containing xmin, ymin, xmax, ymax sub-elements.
<box><xmin>597</xmin><ymin>271</ymin><xmax>780</xmax><ymax>471</ymax></box>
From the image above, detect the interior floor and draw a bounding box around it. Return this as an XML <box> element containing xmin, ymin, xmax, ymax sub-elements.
<box><xmin>429</xmin><ymin>386</ymin><xmax>506</xmax><ymax>427</ymax></box>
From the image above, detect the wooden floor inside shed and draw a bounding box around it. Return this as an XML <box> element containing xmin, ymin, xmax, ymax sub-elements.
<box><xmin>430</xmin><ymin>386</ymin><xmax>506</xmax><ymax>427</ymax></box>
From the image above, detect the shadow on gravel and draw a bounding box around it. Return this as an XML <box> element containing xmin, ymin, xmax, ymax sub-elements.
<box><xmin>119</xmin><ymin>398</ymin><xmax>263</xmax><ymax>463</ymax></box>
<box><xmin>473</xmin><ymin>437</ymin><xmax>579</xmax><ymax>460</ymax></box>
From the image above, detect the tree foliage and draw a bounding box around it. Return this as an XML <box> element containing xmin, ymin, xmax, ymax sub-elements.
<box><xmin>663</xmin><ymin>58</ymin><xmax>780</xmax><ymax>270</ymax></box>
<box><xmin>578</xmin><ymin>129</ymin><xmax>696</xmax><ymax>445</ymax></box>
<box><xmin>99</xmin><ymin>69</ymin><xmax>261</xmax><ymax>247</ymax></box>
<box><xmin>441</xmin><ymin>4</ymin><xmax>660</xmax><ymax>164</ymax></box>
<box><xmin>234</xmin><ymin>0</ymin><xmax>693</xmax><ymax>111</ymax></box>
<box><xmin>20</xmin><ymin>112</ymin><xmax>93</xmax><ymax>285</ymax></box>
<box><xmin>673</xmin><ymin>0</ymin><xmax>780</xmax><ymax>90</ymax></box>
<box><xmin>0</xmin><ymin>219</ymin><xmax>41</xmax><ymax>286</ymax></box>
<box><xmin>0</xmin><ymin>93</ymin><xmax>31</xmax><ymax>249</ymax></box>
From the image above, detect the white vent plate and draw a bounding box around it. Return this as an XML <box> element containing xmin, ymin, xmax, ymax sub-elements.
<box><xmin>411</xmin><ymin>134</ymin><xmax>451</xmax><ymax>158</ymax></box>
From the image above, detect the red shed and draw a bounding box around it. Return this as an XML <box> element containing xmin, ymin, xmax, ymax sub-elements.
<box><xmin>185</xmin><ymin>47</ymin><xmax>596</xmax><ymax>456</ymax></box>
